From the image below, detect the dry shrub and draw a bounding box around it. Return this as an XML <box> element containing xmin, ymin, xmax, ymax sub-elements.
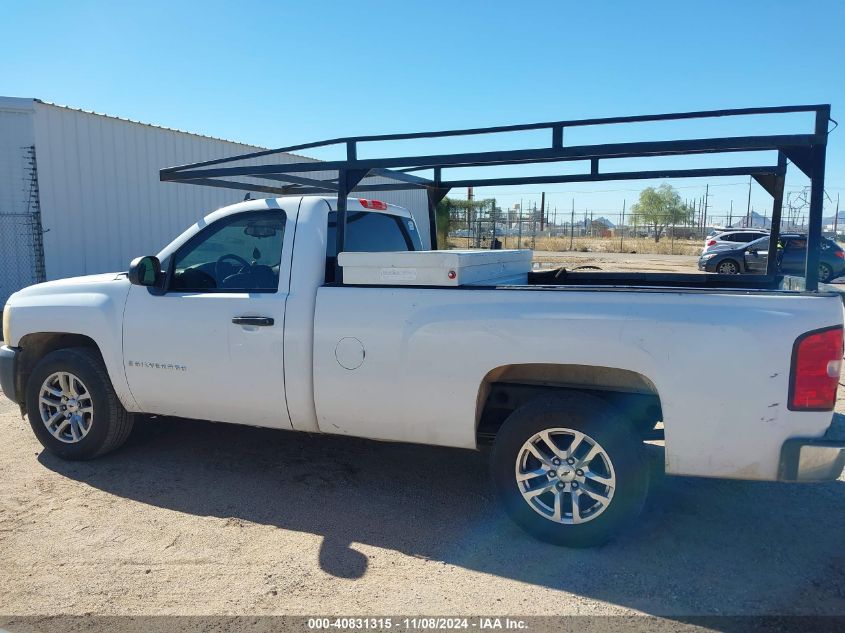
<box><xmin>447</xmin><ymin>235</ymin><xmax>702</xmax><ymax>256</ymax></box>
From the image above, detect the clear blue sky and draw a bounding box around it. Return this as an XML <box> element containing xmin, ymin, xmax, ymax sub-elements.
<box><xmin>2</xmin><ymin>0</ymin><xmax>844</xmax><ymax>224</ymax></box>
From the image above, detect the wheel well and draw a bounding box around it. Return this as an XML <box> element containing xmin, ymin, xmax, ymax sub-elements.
<box><xmin>15</xmin><ymin>333</ymin><xmax>103</xmax><ymax>407</ymax></box>
<box><xmin>475</xmin><ymin>364</ymin><xmax>663</xmax><ymax>444</ymax></box>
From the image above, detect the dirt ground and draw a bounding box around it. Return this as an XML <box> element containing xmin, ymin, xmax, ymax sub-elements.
<box><xmin>450</xmin><ymin>236</ymin><xmax>704</xmax><ymax>257</ymax></box>
<box><xmin>0</xmin><ymin>254</ymin><xmax>843</xmax><ymax>621</ymax></box>
<box><xmin>530</xmin><ymin>250</ymin><xmax>701</xmax><ymax>273</ymax></box>
<box><xmin>0</xmin><ymin>397</ymin><xmax>843</xmax><ymax>621</ymax></box>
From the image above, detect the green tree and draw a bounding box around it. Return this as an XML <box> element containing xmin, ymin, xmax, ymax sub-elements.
<box><xmin>436</xmin><ymin>197</ymin><xmax>495</xmax><ymax>248</ymax></box>
<box><xmin>435</xmin><ymin>198</ymin><xmax>452</xmax><ymax>248</ymax></box>
<box><xmin>631</xmin><ymin>184</ymin><xmax>692</xmax><ymax>242</ymax></box>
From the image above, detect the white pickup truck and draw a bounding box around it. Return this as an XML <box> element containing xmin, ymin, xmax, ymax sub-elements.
<box><xmin>2</xmin><ymin>196</ymin><xmax>845</xmax><ymax>546</ymax></box>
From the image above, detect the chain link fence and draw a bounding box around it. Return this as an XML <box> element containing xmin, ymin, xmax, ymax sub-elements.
<box><xmin>0</xmin><ymin>145</ymin><xmax>46</xmax><ymax>310</ymax></box>
<box><xmin>443</xmin><ymin>197</ymin><xmax>829</xmax><ymax>257</ymax></box>
<box><xmin>0</xmin><ymin>212</ymin><xmax>45</xmax><ymax>308</ymax></box>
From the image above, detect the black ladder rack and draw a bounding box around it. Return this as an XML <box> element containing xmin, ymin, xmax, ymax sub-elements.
<box><xmin>160</xmin><ymin>104</ymin><xmax>831</xmax><ymax>290</ymax></box>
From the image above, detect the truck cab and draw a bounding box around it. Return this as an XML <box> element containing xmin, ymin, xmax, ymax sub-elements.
<box><xmin>1</xmin><ymin>196</ymin><xmax>420</xmax><ymax>435</ymax></box>
<box><xmin>122</xmin><ymin>196</ymin><xmax>420</xmax><ymax>428</ymax></box>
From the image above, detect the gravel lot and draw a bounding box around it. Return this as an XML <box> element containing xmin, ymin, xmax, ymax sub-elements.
<box><xmin>1</xmin><ymin>258</ymin><xmax>843</xmax><ymax>621</ymax></box>
<box><xmin>0</xmin><ymin>393</ymin><xmax>843</xmax><ymax>619</ymax></box>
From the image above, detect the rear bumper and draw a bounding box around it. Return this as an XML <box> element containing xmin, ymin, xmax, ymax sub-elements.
<box><xmin>0</xmin><ymin>345</ymin><xmax>20</xmax><ymax>404</ymax></box>
<box><xmin>778</xmin><ymin>413</ymin><xmax>845</xmax><ymax>481</ymax></box>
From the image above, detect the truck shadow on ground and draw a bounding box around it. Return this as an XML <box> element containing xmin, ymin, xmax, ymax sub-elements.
<box><xmin>39</xmin><ymin>416</ymin><xmax>845</xmax><ymax>617</ymax></box>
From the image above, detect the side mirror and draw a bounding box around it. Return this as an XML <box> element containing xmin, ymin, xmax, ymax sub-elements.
<box><xmin>128</xmin><ymin>255</ymin><xmax>162</xmax><ymax>287</ymax></box>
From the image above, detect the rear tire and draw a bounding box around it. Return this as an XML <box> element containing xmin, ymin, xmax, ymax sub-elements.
<box><xmin>490</xmin><ymin>394</ymin><xmax>649</xmax><ymax>547</ymax></box>
<box><xmin>819</xmin><ymin>263</ymin><xmax>833</xmax><ymax>283</ymax></box>
<box><xmin>25</xmin><ymin>347</ymin><xmax>134</xmax><ymax>460</ymax></box>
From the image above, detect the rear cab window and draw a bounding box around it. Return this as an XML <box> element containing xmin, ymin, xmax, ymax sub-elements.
<box><xmin>325</xmin><ymin>210</ymin><xmax>422</xmax><ymax>282</ymax></box>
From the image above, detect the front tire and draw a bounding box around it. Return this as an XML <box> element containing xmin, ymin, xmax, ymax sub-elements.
<box><xmin>25</xmin><ymin>347</ymin><xmax>134</xmax><ymax>460</ymax></box>
<box><xmin>490</xmin><ymin>394</ymin><xmax>649</xmax><ymax>547</ymax></box>
<box><xmin>716</xmin><ymin>259</ymin><xmax>740</xmax><ymax>274</ymax></box>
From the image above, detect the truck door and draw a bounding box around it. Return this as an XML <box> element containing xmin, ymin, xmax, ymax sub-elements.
<box><xmin>122</xmin><ymin>207</ymin><xmax>294</xmax><ymax>429</ymax></box>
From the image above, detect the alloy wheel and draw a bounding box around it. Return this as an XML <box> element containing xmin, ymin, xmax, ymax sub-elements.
<box><xmin>38</xmin><ymin>371</ymin><xmax>94</xmax><ymax>443</ymax></box>
<box><xmin>717</xmin><ymin>260</ymin><xmax>738</xmax><ymax>274</ymax></box>
<box><xmin>515</xmin><ymin>428</ymin><xmax>616</xmax><ymax>525</ymax></box>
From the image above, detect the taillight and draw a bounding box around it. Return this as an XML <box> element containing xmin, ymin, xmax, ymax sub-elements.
<box><xmin>707</xmin><ymin>240</ymin><xmax>716</xmax><ymax>246</ymax></box>
<box><xmin>835</xmin><ymin>250</ymin><xmax>845</xmax><ymax>260</ymax></box>
<box><xmin>789</xmin><ymin>326</ymin><xmax>843</xmax><ymax>411</ymax></box>
<box><xmin>359</xmin><ymin>199</ymin><xmax>387</xmax><ymax>210</ymax></box>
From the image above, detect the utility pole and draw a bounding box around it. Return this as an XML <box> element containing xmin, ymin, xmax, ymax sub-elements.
<box><xmin>490</xmin><ymin>198</ymin><xmax>496</xmax><ymax>248</ymax></box>
<box><xmin>569</xmin><ymin>198</ymin><xmax>575</xmax><ymax>250</ymax></box>
<box><xmin>539</xmin><ymin>191</ymin><xmax>545</xmax><ymax>232</ymax></box>
<box><xmin>702</xmin><ymin>183</ymin><xmax>709</xmax><ymax>238</ymax></box>
<box><xmin>834</xmin><ymin>194</ymin><xmax>840</xmax><ymax>237</ymax></box>
<box><xmin>620</xmin><ymin>199</ymin><xmax>626</xmax><ymax>252</ymax></box>
<box><xmin>467</xmin><ymin>186</ymin><xmax>474</xmax><ymax>247</ymax></box>
<box><xmin>517</xmin><ymin>198</ymin><xmax>523</xmax><ymax>249</ymax></box>
<box><xmin>746</xmin><ymin>176</ymin><xmax>752</xmax><ymax>228</ymax></box>
<box><xmin>728</xmin><ymin>200</ymin><xmax>733</xmax><ymax>227</ymax></box>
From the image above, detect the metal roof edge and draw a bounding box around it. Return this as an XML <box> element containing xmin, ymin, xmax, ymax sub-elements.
<box><xmin>0</xmin><ymin>96</ymin><xmax>37</xmax><ymax>111</ymax></box>
<box><xmin>3</xmin><ymin>97</ymin><xmax>316</xmax><ymax>162</ymax></box>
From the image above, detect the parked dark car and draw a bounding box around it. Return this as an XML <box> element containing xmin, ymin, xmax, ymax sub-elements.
<box><xmin>698</xmin><ymin>233</ymin><xmax>845</xmax><ymax>282</ymax></box>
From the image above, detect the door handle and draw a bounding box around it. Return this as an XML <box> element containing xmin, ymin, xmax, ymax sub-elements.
<box><xmin>232</xmin><ymin>316</ymin><xmax>274</xmax><ymax>327</ymax></box>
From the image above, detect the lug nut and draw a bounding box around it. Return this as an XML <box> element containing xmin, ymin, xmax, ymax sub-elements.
<box><xmin>566</xmin><ymin>458</ymin><xmax>575</xmax><ymax>465</ymax></box>
<box><xmin>548</xmin><ymin>471</ymin><xmax>556</xmax><ymax>478</ymax></box>
<box><xmin>572</xmin><ymin>482</ymin><xmax>579</xmax><ymax>489</ymax></box>
<box><xmin>576</xmin><ymin>469</ymin><xmax>584</xmax><ymax>476</ymax></box>
<box><xmin>552</xmin><ymin>458</ymin><xmax>561</xmax><ymax>466</ymax></box>
<box><xmin>556</xmin><ymin>482</ymin><xmax>564</xmax><ymax>490</ymax></box>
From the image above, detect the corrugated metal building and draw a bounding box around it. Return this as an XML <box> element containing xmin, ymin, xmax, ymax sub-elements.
<box><xmin>0</xmin><ymin>97</ymin><xmax>429</xmax><ymax>304</ymax></box>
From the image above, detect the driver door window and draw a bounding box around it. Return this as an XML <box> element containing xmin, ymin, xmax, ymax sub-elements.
<box><xmin>170</xmin><ymin>210</ymin><xmax>286</xmax><ymax>292</ymax></box>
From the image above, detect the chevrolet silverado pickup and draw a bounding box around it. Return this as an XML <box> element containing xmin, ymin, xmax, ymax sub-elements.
<box><xmin>2</xmin><ymin>195</ymin><xmax>844</xmax><ymax>546</ymax></box>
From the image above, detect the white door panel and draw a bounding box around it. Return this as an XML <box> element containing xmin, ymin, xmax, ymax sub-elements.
<box><xmin>123</xmin><ymin>289</ymin><xmax>289</xmax><ymax>427</ymax></box>
<box><xmin>122</xmin><ymin>206</ymin><xmax>295</xmax><ymax>429</ymax></box>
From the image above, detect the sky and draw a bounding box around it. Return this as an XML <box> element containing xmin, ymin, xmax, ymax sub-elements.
<box><xmin>2</xmin><ymin>0</ymin><xmax>844</xmax><ymax>226</ymax></box>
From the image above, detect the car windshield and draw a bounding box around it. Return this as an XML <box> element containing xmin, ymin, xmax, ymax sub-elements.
<box><xmin>746</xmin><ymin>236</ymin><xmax>769</xmax><ymax>250</ymax></box>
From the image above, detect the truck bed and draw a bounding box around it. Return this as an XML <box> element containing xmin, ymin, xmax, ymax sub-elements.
<box><xmin>527</xmin><ymin>269</ymin><xmax>786</xmax><ymax>289</ymax></box>
<box><xmin>312</xmin><ymin>281</ymin><xmax>842</xmax><ymax>481</ymax></box>
<box><xmin>336</xmin><ymin>269</ymin><xmax>824</xmax><ymax>294</ymax></box>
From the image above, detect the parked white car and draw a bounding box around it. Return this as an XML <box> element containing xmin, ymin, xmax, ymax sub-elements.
<box><xmin>2</xmin><ymin>197</ymin><xmax>844</xmax><ymax>547</ymax></box>
<box><xmin>703</xmin><ymin>229</ymin><xmax>769</xmax><ymax>253</ymax></box>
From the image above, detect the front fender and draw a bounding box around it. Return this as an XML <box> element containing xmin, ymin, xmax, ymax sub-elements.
<box><xmin>6</xmin><ymin>278</ymin><xmax>137</xmax><ymax>411</ymax></box>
